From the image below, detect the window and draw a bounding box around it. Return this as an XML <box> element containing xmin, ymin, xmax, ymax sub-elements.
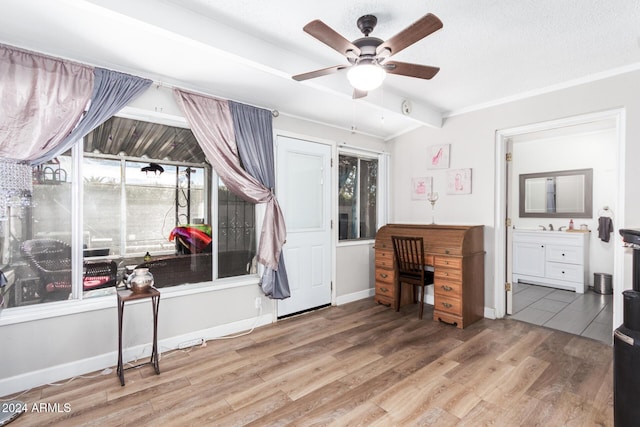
<box><xmin>0</xmin><ymin>116</ymin><xmax>257</xmax><ymax>309</ymax></box>
<box><xmin>338</xmin><ymin>153</ymin><xmax>378</xmax><ymax>240</ymax></box>
<box><xmin>217</xmin><ymin>178</ymin><xmax>256</xmax><ymax>278</ymax></box>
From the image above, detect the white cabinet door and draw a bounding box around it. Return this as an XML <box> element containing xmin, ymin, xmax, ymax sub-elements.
<box><xmin>513</xmin><ymin>241</ymin><xmax>546</xmax><ymax>277</ymax></box>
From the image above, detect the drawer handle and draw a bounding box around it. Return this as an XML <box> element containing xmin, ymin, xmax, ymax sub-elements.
<box><xmin>380</xmin><ymin>287</ymin><xmax>389</xmax><ymax>293</ymax></box>
<box><xmin>443</xmin><ymin>272</ymin><xmax>449</xmax><ymax>276</ymax></box>
<box><xmin>442</xmin><ymin>302</ymin><xmax>453</xmax><ymax>308</ymax></box>
<box><xmin>441</xmin><ymin>285</ymin><xmax>453</xmax><ymax>292</ymax></box>
<box><xmin>444</xmin><ymin>261</ymin><xmax>449</xmax><ymax>265</ymax></box>
<box><xmin>438</xmin><ymin>317</ymin><xmax>458</xmax><ymax>327</ymax></box>
<box><xmin>380</xmin><ymin>273</ymin><xmax>388</xmax><ymax>278</ymax></box>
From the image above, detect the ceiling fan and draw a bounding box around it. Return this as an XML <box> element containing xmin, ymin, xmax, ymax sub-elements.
<box><xmin>292</xmin><ymin>13</ymin><xmax>443</xmax><ymax>99</ymax></box>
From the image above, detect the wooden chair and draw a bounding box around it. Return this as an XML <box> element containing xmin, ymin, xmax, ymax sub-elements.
<box><xmin>391</xmin><ymin>236</ymin><xmax>434</xmax><ymax>319</ymax></box>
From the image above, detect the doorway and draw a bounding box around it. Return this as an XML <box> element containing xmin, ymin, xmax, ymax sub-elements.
<box><xmin>275</xmin><ymin>135</ymin><xmax>333</xmax><ymax>317</ymax></box>
<box><xmin>494</xmin><ymin>109</ymin><xmax>626</xmax><ymax>343</ymax></box>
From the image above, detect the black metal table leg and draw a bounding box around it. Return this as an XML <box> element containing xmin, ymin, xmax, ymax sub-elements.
<box><xmin>116</xmin><ymin>288</ymin><xmax>161</xmax><ymax>386</ymax></box>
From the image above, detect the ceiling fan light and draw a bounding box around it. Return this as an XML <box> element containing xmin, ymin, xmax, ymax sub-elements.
<box><xmin>347</xmin><ymin>64</ymin><xmax>386</xmax><ymax>91</ymax></box>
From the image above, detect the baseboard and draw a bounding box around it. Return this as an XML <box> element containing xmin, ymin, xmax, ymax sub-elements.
<box><xmin>336</xmin><ymin>288</ymin><xmax>375</xmax><ymax>305</ymax></box>
<box><xmin>484</xmin><ymin>306</ymin><xmax>497</xmax><ymax>319</ymax></box>
<box><xmin>0</xmin><ymin>312</ymin><xmax>273</xmax><ymax>397</ymax></box>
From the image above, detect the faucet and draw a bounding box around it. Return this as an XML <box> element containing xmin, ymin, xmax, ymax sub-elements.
<box><xmin>548</xmin><ymin>224</ymin><xmax>554</xmax><ymax>231</ymax></box>
<box><xmin>558</xmin><ymin>226</ymin><xmax>567</xmax><ymax>232</ymax></box>
<box><xmin>539</xmin><ymin>225</ymin><xmax>547</xmax><ymax>231</ymax></box>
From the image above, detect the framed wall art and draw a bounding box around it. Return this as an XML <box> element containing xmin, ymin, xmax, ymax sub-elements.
<box><xmin>428</xmin><ymin>144</ymin><xmax>450</xmax><ymax>169</ymax></box>
<box><xmin>447</xmin><ymin>168</ymin><xmax>472</xmax><ymax>195</ymax></box>
<box><xmin>411</xmin><ymin>176</ymin><xmax>431</xmax><ymax>200</ymax></box>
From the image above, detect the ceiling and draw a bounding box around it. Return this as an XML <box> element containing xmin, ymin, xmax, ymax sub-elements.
<box><xmin>1</xmin><ymin>0</ymin><xmax>639</xmax><ymax>140</ymax></box>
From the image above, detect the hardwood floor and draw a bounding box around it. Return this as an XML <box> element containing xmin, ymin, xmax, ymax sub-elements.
<box><xmin>3</xmin><ymin>298</ymin><xmax>613</xmax><ymax>426</ymax></box>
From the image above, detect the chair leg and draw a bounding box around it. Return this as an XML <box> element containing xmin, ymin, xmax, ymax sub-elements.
<box><xmin>418</xmin><ymin>285</ymin><xmax>425</xmax><ymax>320</ymax></box>
<box><xmin>395</xmin><ymin>280</ymin><xmax>401</xmax><ymax>312</ymax></box>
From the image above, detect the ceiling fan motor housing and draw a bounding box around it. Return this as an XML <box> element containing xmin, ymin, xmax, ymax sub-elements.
<box><xmin>357</xmin><ymin>15</ymin><xmax>378</xmax><ymax>36</ymax></box>
<box><xmin>350</xmin><ymin>37</ymin><xmax>384</xmax><ymax>64</ymax></box>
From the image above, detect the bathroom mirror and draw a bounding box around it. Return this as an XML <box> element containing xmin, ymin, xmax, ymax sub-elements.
<box><xmin>519</xmin><ymin>168</ymin><xmax>593</xmax><ymax>218</ymax></box>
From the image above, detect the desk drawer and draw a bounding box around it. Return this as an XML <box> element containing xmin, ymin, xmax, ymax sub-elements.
<box><xmin>375</xmin><ymin>294</ymin><xmax>393</xmax><ymax>307</ymax></box>
<box><xmin>435</xmin><ymin>294</ymin><xmax>462</xmax><ymax>316</ymax></box>
<box><xmin>434</xmin><ymin>256</ymin><xmax>462</xmax><ymax>269</ymax></box>
<box><xmin>434</xmin><ymin>281</ymin><xmax>462</xmax><ymax>298</ymax></box>
<box><xmin>435</xmin><ymin>268</ymin><xmax>462</xmax><ymax>283</ymax></box>
<box><xmin>376</xmin><ymin>269</ymin><xmax>394</xmax><ymax>284</ymax></box>
<box><xmin>375</xmin><ymin>281</ymin><xmax>395</xmax><ymax>298</ymax></box>
<box><xmin>375</xmin><ymin>250</ymin><xmax>394</xmax><ymax>269</ymax></box>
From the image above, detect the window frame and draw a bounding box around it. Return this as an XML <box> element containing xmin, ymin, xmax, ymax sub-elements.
<box><xmin>337</xmin><ymin>147</ymin><xmax>388</xmax><ymax>245</ymax></box>
<box><xmin>0</xmin><ymin>110</ymin><xmax>262</xmax><ymax>325</ymax></box>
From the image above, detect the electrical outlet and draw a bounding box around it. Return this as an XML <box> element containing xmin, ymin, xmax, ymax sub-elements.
<box><xmin>255</xmin><ymin>297</ymin><xmax>262</xmax><ymax>309</ymax></box>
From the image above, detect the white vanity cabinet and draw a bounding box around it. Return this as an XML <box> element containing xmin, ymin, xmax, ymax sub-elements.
<box><xmin>512</xmin><ymin>230</ymin><xmax>589</xmax><ymax>293</ymax></box>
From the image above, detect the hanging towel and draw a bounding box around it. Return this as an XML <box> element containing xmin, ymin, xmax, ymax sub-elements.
<box><xmin>598</xmin><ymin>216</ymin><xmax>614</xmax><ymax>242</ymax></box>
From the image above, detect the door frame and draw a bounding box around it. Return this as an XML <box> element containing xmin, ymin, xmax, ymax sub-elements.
<box><xmin>493</xmin><ymin>108</ymin><xmax>626</xmax><ymax>327</ymax></box>
<box><xmin>273</xmin><ymin>130</ymin><xmax>337</xmax><ymax>316</ymax></box>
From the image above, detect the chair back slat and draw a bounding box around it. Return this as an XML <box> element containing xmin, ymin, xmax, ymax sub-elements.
<box><xmin>391</xmin><ymin>236</ymin><xmax>425</xmax><ymax>276</ymax></box>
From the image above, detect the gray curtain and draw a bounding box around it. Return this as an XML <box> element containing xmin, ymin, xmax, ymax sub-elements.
<box><xmin>174</xmin><ymin>90</ymin><xmax>288</xmax><ymax>299</ymax></box>
<box><xmin>229</xmin><ymin>101</ymin><xmax>290</xmax><ymax>299</ymax></box>
<box><xmin>32</xmin><ymin>68</ymin><xmax>152</xmax><ymax>165</ymax></box>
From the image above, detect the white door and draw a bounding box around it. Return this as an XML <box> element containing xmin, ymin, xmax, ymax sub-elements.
<box><xmin>276</xmin><ymin>135</ymin><xmax>332</xmax><ymax>317</ymax></box>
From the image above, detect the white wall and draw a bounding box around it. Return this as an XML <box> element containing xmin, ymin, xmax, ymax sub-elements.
<box><xmin>510</xmin><ymin>128</ymin><xmax>617</xmax><ymax>281</ymax></box>
<box><xmin>0</xmin><ymin>85</ymin><xmax>385</xmax><ymax>396</ymax></box>
<box><xmin>389</xmin><ymin>69</ymin><xmax>640</xmax><ymax>320</ymax></box>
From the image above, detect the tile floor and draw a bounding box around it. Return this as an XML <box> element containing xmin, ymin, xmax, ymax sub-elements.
<box><xmin>509</xmin><ymin>282</ymin><xmax>613</xmax><ymax>345</ymax></box>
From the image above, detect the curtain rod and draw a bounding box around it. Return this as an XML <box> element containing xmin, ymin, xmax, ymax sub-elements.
<box><xmin>152</xmin><ymin>81</ymin><xmax>279</xmax><ymax>117</ymax></box>
<box><xmin>2</xmin><ymin>42</ymin><xmax>280</xmax><ymax>119</ymax></box>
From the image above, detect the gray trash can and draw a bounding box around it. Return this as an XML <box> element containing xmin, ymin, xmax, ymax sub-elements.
<box><xmin>594</xmin><ymin>272</ymin><xmax>613</xmax><ymax>294</ymax></box>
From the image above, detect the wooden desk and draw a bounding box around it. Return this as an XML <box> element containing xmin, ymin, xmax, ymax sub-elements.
<box><xmin>374</xmin><ymin>224</ymin><xmax>485</xmax><ymax>328</ymax></box>
<box><xmin>116</xmin><ymin>288</ymin><xmax>160</xmax><ymax>386</ymax></box>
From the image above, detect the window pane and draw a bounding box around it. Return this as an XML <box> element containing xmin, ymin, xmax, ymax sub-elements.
<box><xmin>217</xmin><ymin>178</ymin><xmax>256</xmax><ymax>278</ymax></box>
<box><xmin>285</xmin><ymin>152</ymin><xmax>324</xmax><ymax>230</ymax></box>
<box><xmin>84</xmin><ymin>117</ymin><xmax>212</xmax><ymax>290</ymax></box>
<box><xmin>338</xmin><ymin>155</ymin><xmax>358</xmax><ymax>240</ymax></box>
<box><xmin>1</xmin><ymin>156</ymin><xmax>74</xmax><ymax>307</ymax></box>
<box><xmin>338</xmin><ymin>154</ymin><xmax>378</xmax><ymax>240</ymax></box>
<box><xmin>359</xmin><ymin>159</ymin><xmax>378</xmax><ymax>239</ymax></box>
<box><xmin>84</xmin><ymin>158</ymin><xmax>122</xmax><ymax>256</ymax></box>
<box><xmin>125</xmin><ymin>161</ymin><xmax>179</xmax><ymax>255</ymax></box>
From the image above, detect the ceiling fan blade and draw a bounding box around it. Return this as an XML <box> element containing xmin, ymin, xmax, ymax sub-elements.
<box><xmin>292</xmin><ymin>65</ymin><xmax>347</xmax><ymax>81</ymax></box>
<box><xmin>304</xmin><ymin>20</ymin><xmax>362</xmax><ymax>57</ymax></box>
<box><xmin>384</xmin><ymin>61</ymin><xmax>440</xmax><ymax>80</ymax></box>
<box><xmin>352</xmin><ymin>89</ymin><xmax>368</xmax><ymax>99</ymax></box>
<box><xmin>376</xmin><ymin>13</ymin><xmax>443</xmax><ymax>57</ymax></box>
